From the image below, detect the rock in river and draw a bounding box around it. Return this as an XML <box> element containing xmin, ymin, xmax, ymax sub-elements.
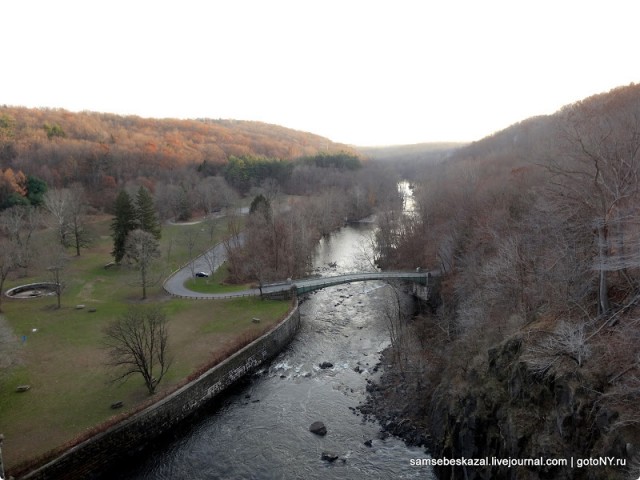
<box><xmin>321</xmin><ymin>452</ymin><xmax>339</xmax><ymax>462</ymax></box>
<box><xmin>309</xmin><ymin>421</ymin><xmax>327</xmax><ymax>436</ymax></box>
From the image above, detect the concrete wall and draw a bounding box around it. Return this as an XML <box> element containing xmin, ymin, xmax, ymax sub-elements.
<box><xmin>20</xmin><ymin>301</ymin><xmax>301</xmax><ymax>480</ymax></box>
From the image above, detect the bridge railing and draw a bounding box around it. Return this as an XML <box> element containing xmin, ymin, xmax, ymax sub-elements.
<box><xmin>292</xmin><ymin>271</ymin><xmax>432</xmax><ymax>293</ymax></box>
<box><xmin>169</xmin><ymin>271</ymin><xmax>436</xmax><ymax>300</ymax></box>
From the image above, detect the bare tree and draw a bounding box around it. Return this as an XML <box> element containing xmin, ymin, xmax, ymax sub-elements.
<box><xmin>244</xmin><ymin>247</ymin><xmax>273</xmax><ymax>297</ymax></box>
<box><xmin>281</xmin><ymin>206</ymin><xmax>315</xmax><ymax>278</ymax></box>
<box><xmin>125</xmin><ymin>229</ymin><xmax>161</xmax><ymax>299</ymax></box>
<box><xmin>0</xmin><ymin>205</ymin><xmax>41</xmax><ymax>273</ymax></box>
<box><xmin>182</xmin><ymin>228</ymin><xmax>200</xmax><ymax>278</ymax></box>
<box><xmin>67</xmin><ymin>184</ymin><xmax>90</xmax><ymax>256</ymax></box>
<box><xmin>254</xmin><ymin>177</ymin><xmax>281</xmax><ymax>204</ymax></box>
<box><xmin>104</xmin><ymin>306</ymin><xmax>171</xmax><ymax>395</ymax></box>
<box><xmin>380</xmin><ymin>284</ymin><xmax>410</xmax><ymax>372</ymax></box>
<box><xmin>243</xmin><ymin>198</ymin><xmax>290</xmax><ymax>285</ymax></box>
<box><xmin>46</xmin><ymin>248</ymin><xmax>67</xmax><ymax>309</ymax></box>
<box><xmin>201</xmin><ymin>245</ymin><xmax>219</xmax><ymax>277</ymax></box>
<box><xmin>307</xmin><ymin>190</ymin><xmax>347</xmax><ymax>236</ymax></box>
<box><xmin>238</xmin><ymin>198</ymin><xmax>274</xmax><ymax>291</ymax></box>
<box><xmin>0</xmin><ymin>240</ymin><xmax>17</xmax><ymax>312</ymax></box>
<box><xmin>479</xmin><ymin>231</ymin><xmax>538</xmax><ymax>323</ymax></box>
<box><xmin>165</xmin><ymin>233</ymin><xmax>174</xmax><ymax>262</ymax></box>
<box><xmin>43</xmin><ymin>188</ymin><xmax>72</xmax><ymax>247</ymax></box>
<box><xmin>195</xmin><ymin>176</ymin><xmax>237</xmax><ymax>215</ymax></box>
<box><xmin>524</xmin><ymin>321</ymin><xmax>591</xmax><ymax>377</ymax></box>
<box><xmin>546</xmin><ymin>96</ymin><xmax>640</xmax><ymax>314</ymax></box>
<box><xmin>437</xmin><ymin>233</ymin><xmax>456</xmax><ymax>274</ymax></box>
<box><xmin>203</xmin><ymin>215</ymin><xmax>218</xmax><ymax>243</ymax></box>
<box><xmin>152</xmin><ymin>182</ymin><xmax>176</xmax><ymax>222</ymax></box>
<box><xmin>153</xmin><ymin>182</ymin><xmax>193</xmax><ymax>222</ymax></box>
<box><xmin>222</xmin><ymin>209</ymin><xmax>244</xmax><ymax>283</ymax></box>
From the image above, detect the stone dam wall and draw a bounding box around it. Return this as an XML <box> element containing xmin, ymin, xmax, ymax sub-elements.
<box><xmin>19</xmin><ymin>301</ymin><xmax>301</xmax><ymax>480</ymax></box>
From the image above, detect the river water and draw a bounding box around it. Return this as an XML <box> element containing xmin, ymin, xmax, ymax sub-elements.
<box><xmin>115</xmin><ymin>222</ymin><xmax>433</xmax><ymax>480</ymax></box>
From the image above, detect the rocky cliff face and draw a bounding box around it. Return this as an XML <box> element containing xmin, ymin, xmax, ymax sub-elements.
<box><xmin>358</xmin><ymin>286</ymin><xmax>639</xmax><ymax>480</ymax></box>
<box><xmin>426</xmin><ymin>336</ymin><xmax>637</xmax><ymax>479</ymax></box>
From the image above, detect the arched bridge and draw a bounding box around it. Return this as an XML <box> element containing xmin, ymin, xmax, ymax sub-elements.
<box><xmin>282</xmin><ymin>271</ymin><xmax>435</xmax><ymax>298</ymax></box>
<box><xmin>165</xmin><ymin>269</ymin><xmax>438</xmax><ymax>300</ymax></box>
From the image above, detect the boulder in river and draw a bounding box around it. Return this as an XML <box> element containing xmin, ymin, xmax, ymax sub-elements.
<box><xmin>309</xmin><ymin>421</ymin><xmax>327</xmax><ymax>436</ymax></box>
<box><xmin>321</xmin><ymin>451</ymin><xmax>339</xmax><ymax>462</ymax></box>
<box><xmin>319</xmin><ymin>361</ymin><xmax>333</xmax><ymax>369</ymax></box>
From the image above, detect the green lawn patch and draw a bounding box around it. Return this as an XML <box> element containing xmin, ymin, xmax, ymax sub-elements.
<box><xmin>0</xmin><ymin>213</ymin><xmax>291</xmax><ymax>475</ymax></box>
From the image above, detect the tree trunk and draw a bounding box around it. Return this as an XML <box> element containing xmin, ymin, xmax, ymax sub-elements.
<box><xmin>75</xmin><ymin>225</ymin><xmax>81</xmax><ymax>256</ymax></box>
<box><xmin>142</xmin><ymin>266</ymin><xmax>147</xmax><ymax>299</ymax></box>
<box><xmin>597</xmin><ymin>225</ymin><xmax>610</xmax><ymax>314</ymax></box>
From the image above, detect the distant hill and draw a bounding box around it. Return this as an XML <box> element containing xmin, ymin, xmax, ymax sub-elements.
<box><xmin>354</xmin><ymin>83</ymin><xmax>640</xmax><ymax>185</ymax></box>
<box><xmin>357</xmin><ymin>142</ymin><xmax>466</xmax><ymax>163</ymax></box>
<box><xmin>446</xmin><ymin>83</ymin><xmax>640</xmax><ymax>170</ymax></box>
<box><xmin>0</xmin><ymin>106</ymin><xmax>354</xmax><ymax>190</ymax></box>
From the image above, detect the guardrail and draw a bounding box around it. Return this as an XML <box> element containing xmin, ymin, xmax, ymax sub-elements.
<box><xmin>167</xmin><ymin>292</ymin><xmax>259</xmax><ymax>300</ymax></box>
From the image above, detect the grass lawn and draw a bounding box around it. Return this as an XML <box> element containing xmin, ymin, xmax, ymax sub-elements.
<box><xmin>184</xmin><ymin>262</ymin><xmax>252</xmax><ymax>294</ymax></box>
<box><xmin>0</xmin><ymin>214</ymin><xmax>290</xmax><ymax>474</ymax></box>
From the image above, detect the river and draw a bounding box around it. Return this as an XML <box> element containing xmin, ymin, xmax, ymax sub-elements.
<box><xmin>114</xmin><ymin>222</ymin><xmax>434</xmax><ymax>479</ymax></box>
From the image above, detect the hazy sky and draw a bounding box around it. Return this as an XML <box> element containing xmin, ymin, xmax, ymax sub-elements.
<box><xmin>2</xmin><ymin>1</ymin><xmax>638</xmax><ymax>146</ymax></box>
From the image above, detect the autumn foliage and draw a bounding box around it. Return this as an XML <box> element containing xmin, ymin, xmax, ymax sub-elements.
<box><xmin>0</xmin><ymin>106</ymin><xmax>355</xmax><ymax>208</ymax></box>
<box><xmin>0</xmin><ymin>167</ymin><xmax>27</xmax><ymax>196</ymax></box>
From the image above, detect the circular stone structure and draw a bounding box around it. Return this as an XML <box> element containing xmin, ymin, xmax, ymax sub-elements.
<box><xmin>5</xmin><ymin>282</ymin><xmax>58</xmax><ymax>299</ymax></box>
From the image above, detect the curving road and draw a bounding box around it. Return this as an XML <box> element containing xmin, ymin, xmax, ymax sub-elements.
<box><xmin>162</xmin><ymin>241</ymin><xmax>232</xmax><ymax>298</ymax></box>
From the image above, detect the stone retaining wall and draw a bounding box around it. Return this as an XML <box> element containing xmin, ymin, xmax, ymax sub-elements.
<box><xmin>20</xmin><ymin>301</ymin><xmax>301</xmax><ymax>480</ymax></box>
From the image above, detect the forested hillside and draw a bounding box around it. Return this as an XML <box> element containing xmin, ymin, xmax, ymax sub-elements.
<box><xmin>0</xmin><ymin>106</ymin><xmax>354</xmax><ymax>209</ymax></box>
<box><xmin>0</xmin><ymin>104</ymin><xmax>397</xmax><ymax>293</ymax></box>
<box><xmin>370</xmin><ymin>83</ymin><xmax>640</xmax><ymax>479</ymax></box>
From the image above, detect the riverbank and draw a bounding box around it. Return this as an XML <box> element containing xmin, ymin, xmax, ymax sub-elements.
<box><xmin>356</xmin><ymin>284</ymin><xmax>438</xmax><ymax>449</ymax></box>
<box><xmin>358</xmin><ymin>302</ymin><xmax>639</xmax><ymax>480</ymax></box>
<box><xmin>111</xmin><ymin>219</ymin><xmax>433</xmax><ymax>479</ymax></box>
<box><xmin>16</xmin><ymin>300</ymin><xmax>300</xmax><ymax>480</ymax></box>
<box><xmin>357</xmin><ymin>347</ymin><xmax>431</xmax><ymax>448</ymax></box>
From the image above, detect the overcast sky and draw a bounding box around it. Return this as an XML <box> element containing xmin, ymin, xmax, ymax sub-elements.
<box><xmin>2</xmin><ymin>1</ymin><xmax>638</xmax><ymax>146</ymax></box>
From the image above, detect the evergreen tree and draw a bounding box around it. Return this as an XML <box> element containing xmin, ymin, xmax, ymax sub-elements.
<box><xmin>26</xmin><ymin>176</ymin><xmax>47</xmax><ymax>206</ymax></box>
<box><xmin>175</xmin><ymin>187</ymin><xmax>192</xmax><ymax>221</ymax></box>
<box><xmin>111</xmin><ymin>190</ymin><xmax>136</xmax><ymax>263</ymax></box>
<box><xmin>249</xmin><ymin>194</ymin><xmax>271</xmax><ymax>218</ymax></box>
<box><xmin>135</xmin><ymin>186</ymin><xmax>161</xmax><ymax>240</ymax></box>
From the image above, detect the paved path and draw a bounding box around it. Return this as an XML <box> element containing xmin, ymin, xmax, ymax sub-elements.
<box><xmin>163</xmin><ymin>242</ymin><xmax>230</xmax><ymax>298</ymax></box>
